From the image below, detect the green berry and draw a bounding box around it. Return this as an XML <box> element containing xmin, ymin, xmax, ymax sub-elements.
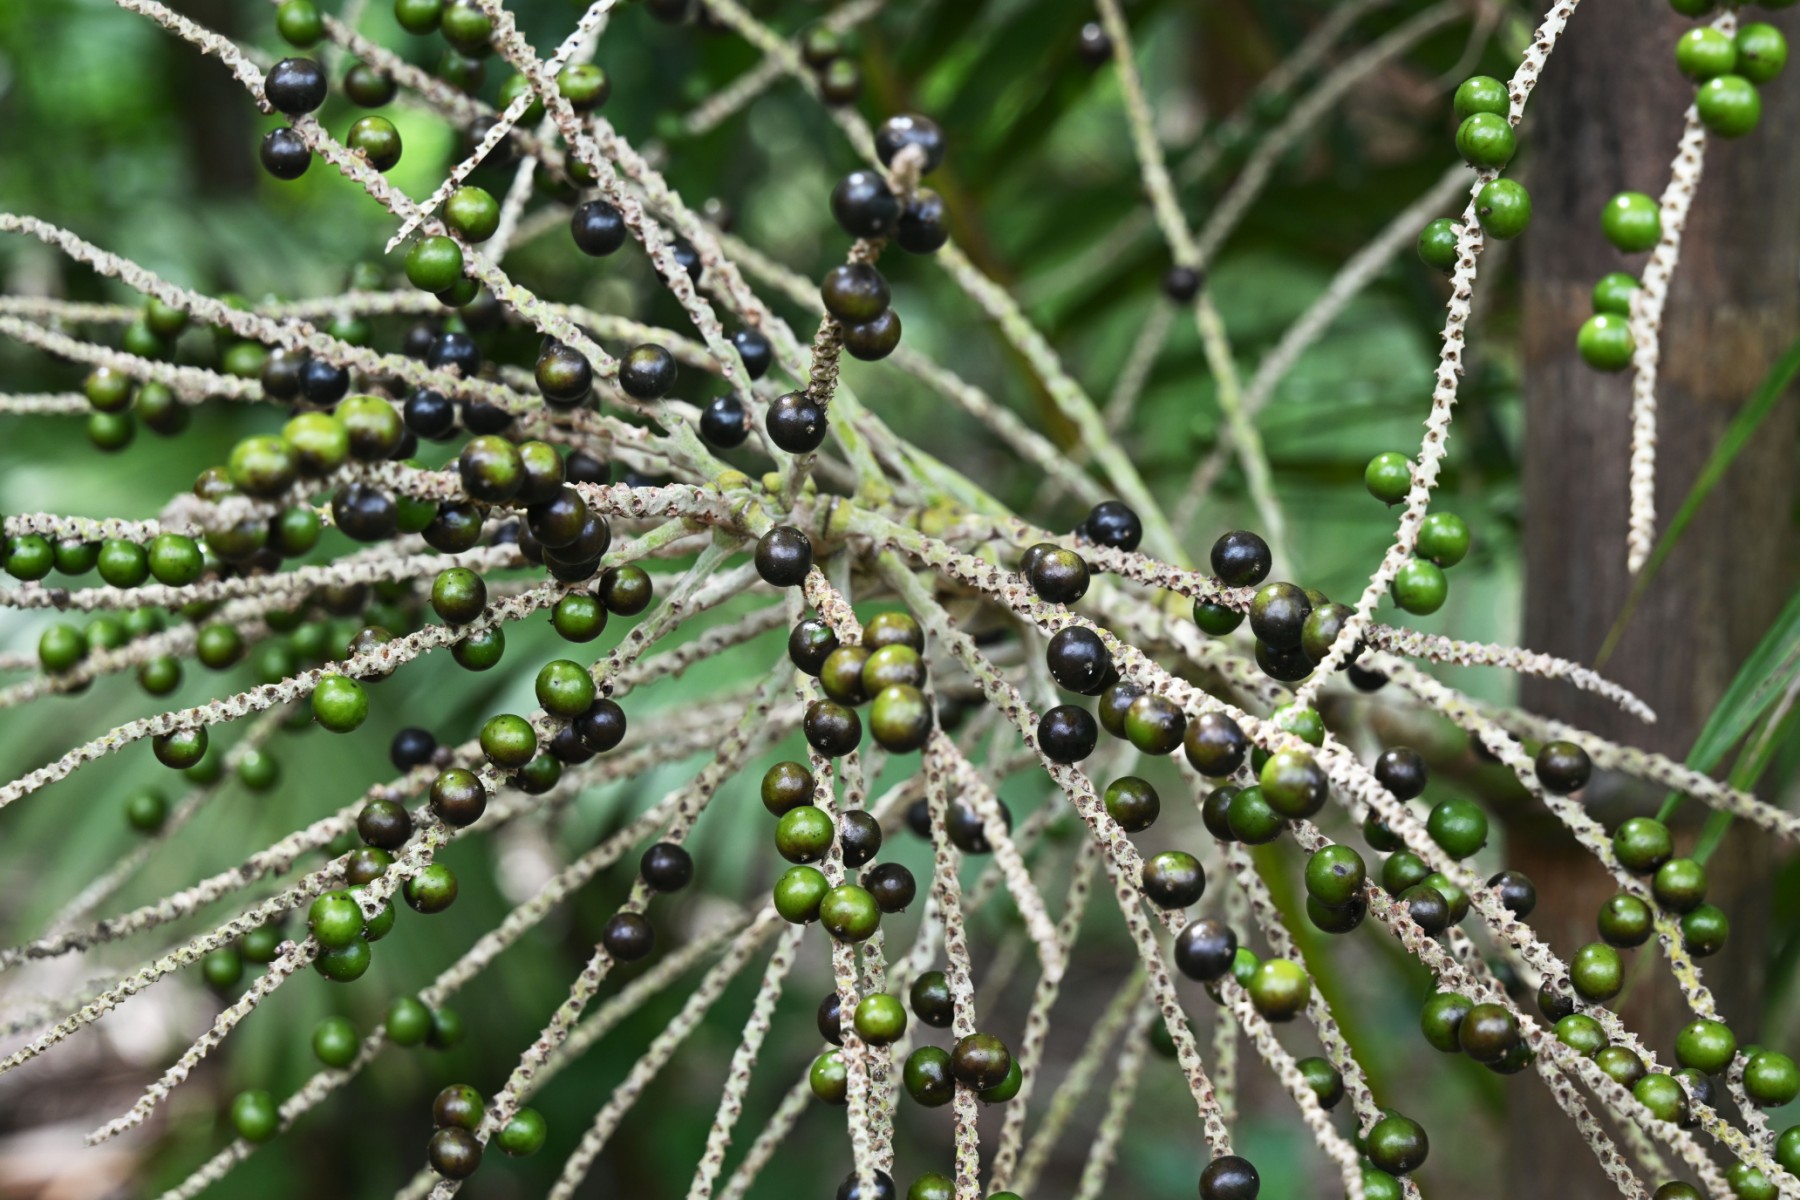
<box><xmin>406</xmin><ymin>235</ymin><xmax>465</xmax><ymax>293</ymax></box>
<box><xmin>348</xmin><ymin>115</ymin><xmax>403</xmax><ymax>171</ymax></box>
<box><xmin>1417</xmin><ymin>218</ymin><xmax>1461</xmax><ymax>272</ymax></box>
<box><xmin>1578</xmin><ymin>313</ymin><xmax>1635</xmax><ymax>372</ymax></box>
<box><xmin>1420</xmin><ymin>991</ymin><xmax>1472</xmax><ymax>1053</ymax></box>
<box><xmin>1572</xmin><ymin>941</ymin><xmax>1624</xmax><ymax>1003</ymax></box>
<box><xmin>96</xmin><ymin>539</ymin><xmax>149</xmax><ymax>588</ymax></box>
<box><xmin>430</xmin><ymin>566</ymin><xmax>487</xmax><ymax>625</ymax></box>
<box><xmin>1653</xmin><ymin>857</ymin><xmax>1708</xmax><ymax>913</ymax></box>
<box><xmin>1735</xmin><ymin>23</ymin><xmax>1787</xmax><ymax>85</ymax></box>
<box><xmin>1453</xmin><ymin>75</ymin><xmax>1509</xmax><ymax>119</ymax></box>
<box><xmin>1416</xmin><ymin>512</ymin><xmax>1469</xmax><ymax>567</ymax></box>
<box><xmin>1393</xmin><ymin>559</ymin><xmax>1448</xmax><ymax>616</ymax></box>
<box><xmin>497</xmin><ymin>1108</ymin><xmax>547</xmax><ymax>1157</ymax></box>
<box><xmin>818</xmin><ymin>884</ymin><xmax>881</xmax><ymax>942</ymax></box>
<box><xmin>1745</xmin><ymin>1051</ymin><xmax>1800</xmax><ymax>1106</ymax></box>
<box><xmin>1475</xmin><ymin>178</ymin><xmax>1532</xmax><ymax>239</ymax></box>
<box><xmin>1364</xmin><ymin>451</ymin><xmax>1412</xmax><ymax>504</ymax></box>
<box><xmin>39</xmin><ymin>623</ymin><xmax>87</xmax><ymax>673</ymax></box>
<box><xmin>1426</xmin><ymin>797</ymin><xmax>1488</xmax><ymax>858</ymax></box>
<box><xmin>404</xmin><ymin>863</ymin><xmax>459</xmax><ymax>913</ymax></box>
<box><xmin>853</xmin><ymin>993</ymin><xmax>909</xmax><ymax>1044</ymax></box>
<box><xmin>201</xmin><ymin>946</ymin><xmax>243</xmax><ymax>990</ymax></box>
<box><xmin>775</xmin><ymin>805</ymin><xmax>835</xmax><ymax>863</ymax></box>
<box><xmin>1614</xmin><ymin>817</ymin><xmax>1674</xmax><ymax>873</ymax></box>
<box><xmin>1592</xmin><ymin>272</ymin><xmax>1640</xmax><ymax>315</ymax></box>
<box><xmin>312</xmin><ymin>674</ymin><xmax>368</xmax><ymax>732</ymax></box>
<box><xmin>552</xmin><ymin>593</ymin><xmax>607</xmax><ymax>642</ymax></box>
<box><xmin>1675</xmin><ymin>1018</ymin><xmax>1737</xmax><ymax>1074</ymax></box>
<box><xmin>313</xmin><ymin>1015</ymin><xmax>360</xmax><ymax>1067</ymax></box>
<box><xmin>1602</xmin><ymin>192</ymin><xmax>1661</xmax><ymax>253</ymax></box>
<box><xmin>231</xmin><ymin>1089</ymin><xmax>280</xmax><ymax>1142</ymax></box>
<box><xmin>774</xmin><ymin>865</ymin><xmax>829</xmax><ymax>923</ymax></box>
<box><xmin>1305</xmin><ymin>844</ymin><xmax>1366</xmax><ymax>908</ymax></box>
<box><xmin>386</xmin><ymin>996</ymin><xmax>434</xmax><ymax>1046</ymax></box>
<box><xmin>1681</xmin><ymin>904</ymin><xmax>1730</xmax><ymax>957</ymax></box>
<box><xmin>1226</xmin><ymin>785</ymin><xmax>1284</xmax><ymax>845</ymax></box>
<box><xmin>1598</xmin><ymin>893</ymin><xmax>1654</xmax><ymax>947</ymax></box>
<box><xmin>1676</xmin><ymin>27</ymin><xmax>1738</xmax><ymax>81</ymax></box>
<box><xmin>1455</xmin><ymin>113</ymin><xmax>1515</xmax><ymax>169</ymax></box>
<box><xmin>1247</xmin><ymin>958</ymin><xmax>1311</xmax><ymax>1021</ymax></box>
<box><xmin>394</xmin><ymin>0</ymin><xmax>444</xmax><ymax>33</ymax></box>
<box><xmin>125</xmin><ymin>787</ymin><xmax>168</xmax><ymax>832</ymax></box>
<box><xmin>1696</xmin><ymin>75</ymin><xmax>1761</xmax><ymax>138</ymax></box>
<box><xmin>275</xmin><ymin>0</ymin><xmax>324</xmax><ymax>46</ymax></box>
<box><xmin>445</xmin><ymin>186</ymin><xmax>500</xmax><ymax>242</ymax></box>
<box><xmin>1556</xmin><ymin>1013</ymin><xmax>1607</xmax><ymax>1057</ymax></box>
<box><xmin>480</xmin><ymin>714</ymin><xmax>537</xmax><ymax>768</ymax></box>
<box><xmin>535</xmin><ymin>658</ymin><xmax>596</xmax><ymax>718</ymax></box>
<box><xmin>310</xmin><ymin>891</ymin><xmax>365</xmax><ymax>949</ymax></box>
<box><xmin>146</xmin><ymin>533</ymin><xmax>204</xmax><ymax>586</ymax></box>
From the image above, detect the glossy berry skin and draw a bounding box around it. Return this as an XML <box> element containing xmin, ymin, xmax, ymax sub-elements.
<box><xmin>699</xmin><ymin>394</ymin><xmax>750</xmax><ymax>448</ymax></box>
<box><xmin>1297</xmin><ymin>1056</ymin><xmax>1345</xmax><ymax>1110</ymax></box>
<box><xmin>1601</xmin><ymin>192</ymin><xmax>1662</xmax><ymax>253</ymax></box>
<box><xmin>821</xmin><ymin>263</ymin><xmax>891</xmax><ymax>324</ymax></box>
<box><xmin>315</xmin><ymin>937</ymin><xmax>372</xmax><ymax>981</ymax></box>
<box><xmin>1416</xmin><ymin>512</ymin><xmax>1470</xmax><ymax>567</ymax></box>
<box><xmin>428</xmin><ymin>1127</ymin><xmax>482</xmax><ymax>1180</ymax></box>
<box><xmin>754</xmin><ymin>526</ymin><xmax>813</xmax><ymax>586</ymax></box>
<box><xmin>1393</xmin><ymin>559</ymin><xmax>1448</xmax><ymax>616</ymax></box>
<box><xmin>1675</xmin><ymin>1017</ymin><xmax>1737</xmax><ymax>1075</ymax></box>
<box><xmin>819</xmin><ymin>884</ymin><xmax>881</xmax><ymax>943</ymax></box>
<box><xmin>1249</xmin><ymin>582</ymin><xmax>1311</xmax><ymax>650</ymax></box>
<box><xmin>1680</xmin><ymin>904</ymin><xmax>1729</xmax><ymax>957</ymax></box>
<box><xmin>1613</xmin><ymin>816</ymin><xmax>1674</xmax><ymax>873</ymax></box>
<box><xmin>1210</xmin><ymin>529</ymin><xmax>1272</xmax><ymax>586</ymax></box>
<box><xmin>347</xmin><ymin>115</ymin><xmax>402</xmax><ymax>171</ymax></box>
<box><xmin>1572</xmin><ymin>941</ymin><xmax>1624</xmax><ymax>1002</ymax></box>
<box><xmin>1199</xmin><ymin>1155</ymin><xmax>1260</xmax><ymax>1200</ymax></box>
<box><xmin>1475</xmin><ymin>178</ymin><xmax>1532</xmax><ymax>239</ymax></box>
<box><xmin>1417</xmin><ymin>218</ymin><xmax>1460</xmax><ymax>272</ymax></box>
<box><xmin>900</xmin><ymin>972</ymin><xmax>951</xmax><ymax>1032</ymax></box>
<box><xmin>619</xmin><ymin>344</ymin><xmax>678</xmax><ymax>400</ymax></box>
<box><xmin>1591</xmin><ymin>272</ymin><xmax>1640</xmax><ymax>316</ymax></box>
<box><xmin>1141</xmin><ymin>851</ymin><xmax>1205</xmax><ymax>909</ymax></box>
<box><xmin>950</xmin><ymin>1032</ymin><xmax>1011</xmax><ymax>1090</ymax></box>
<box><xmin>1247</xmin><ymin>958</ymin><xmax>1311</xmax><ymax>1022</ymax></box>
<box><xmin>1597</xmin><ymin>893</ymin><xmax>1653</xmax><ymax>947</ymax></box>
<box><xmin>1419</xmin><ymin>990</ymin><xmax>1472</xmax><ymax>1053</ymax></box>
<box><xmin>1103</xmin><ymin>776</ymin><xmax>1160</xmax><ymax>832</ymax></box>
<box><xmin>1260</xmin><ymin>750</ymin><xmax>1328</xmax><ymax>819</ymax></box>
<box><xmin>896</xmin><ymin>190</ymin><xmax>950</xmax><ymax>254</ymax></box>
<box><xmin>843</xmin><ymin>310</ymin><xmax>902</xmax><ymax>361</ymax></box>
<box><xmin>1535</xmin><ymin>740</ymin><xmax>1591</xmax><ymax>793</ymax></box>
<box><xmin>1735</xmin><ymin>23</ymin><xmax>1787</xmax><ymax>85</ymax></box>
<box><xmin>1454</xmin><ymin>74</ymin><xmax>1509</xmax><ymax>119</ymax></box>
<box><xmin>1080</xmin><ymin>500</ymin><xmax>1142</xmax><ymax>552</ymax></box>
<box><xmin>863</xmin><ymin>862</ymin><xmax>917</xmax><ymax>913</ymax></box>
<box><xmin>1427</xmin><ymin>798</ymin><xmax>1488</xmax><ymax>859</ymax></box>
<box><xmin>831</xmin><ymin>170</ymin><xmax>900</xmax><ymax>238</ymax></box>
<box><xmin>570</xmin><ymin>199</ymin><xmax>626</xmax><ymax>256</ymax></box>
<box><xmin>602</xmin><ymin>912</ymin><xmax>656</xmax><ymax>961</ymax></box>
<box><xmin>775</xmin><ymin>806</ymin><xmax>834</xmax><ymax>863</ymax></box>
<box><xmin>496</xmin><ymin>1108</ymin><xmax>547</xmax><ymax>1157</ymax></box>
<box><xmin>1305</xmin><ymin>845</ymin><xmax>1366</xmax><ymax>908</ymax></box>
<box><xmin>1676</xmin><ymin>27</ymin><xmax>1738</xmax><ymax>80</ymax></box>
<box><xmin>266</xmin><ymin>57</ymin><xmax>328</xmax><ymax>113</ymax></box>
<box><xmin>1184</xmin><ymin>712</ymin><xmax>1247</xmax><ymax>778</ymax></box>
<box><xmin>773</xmin><ymin>865</ymin><xmax>829</xmax><ymax>923</ymax></box>
<box><xmin>311</xmin><ymin>674</ymin><xmax>368</xmax><ymax>733</ymax></box>
<box><xmin>430</xmin><ymin>768</ymin><xmax>487</xmax><ymax>828</ymax></box>
<box><xmin>577</xmin><ymin>699</ymin><xmax>627</xmax><ymax>753</ymax></box>
<box><xmin>1653</xmin><ymin>858</ymin><xmax>1709</xmax><ymax>913</ymax></box>
<box><xmin>1455</xmin><ymin>113</ymin><xmax>1515</xmax><ymax>169</ymax></box>
<box><xmin>854</xmin><ymin>993</ymin><xmax>909</xmax><ymax>1044</ymax></box>
<box><xmin>260</xmin><ymin>127</ymin><xmax>312</xmax><ymax>179</ymax></box>
<box><xmin>1024</xmin><ymin>545</ymin><xmax>1089</xmax><ymax>604</ymax></box>
<box><xmin>1124</xmin><ymin>693</ymin><xmax>1184</xmax><ymax>755</ymax></box>
<box><xmin>1046</xmin><ymin>627</ymin><xmax>1111</xmax><ymax>694</ymax></box>
<box><xmin>1697</xmin><ymin>75</ymin><xmax>1761</xmax><ymax>137</ymax></box>
<box><xmin>1458</xmin><ymin>1002</ymin><xmax>1520</xmax><ymax>1064</ymax></box>
<box><xmin>874</xmin><ymin>113</ymin><xmax>946</xmax><ymax>173</ymax></box>
<box><xmin>1372</xmin><ymin>747</ymin><xmax>1427</xmax><ymax>801</ymax></box>
<box><xmin>1226</xmin><ymin>786</ymin><xmax>1284</xmax><ymax>845</ymax></box>
<box><xmin>1364</xmin><ymin>452</ymin><xmax>1412</xmax><ymax>504</ymax></box>
<box><xmin>766</xmin><ymin>390</ymin><xmax>828</xmax><ymax>453</ymax></box>
<box><xmin>1366</xmin><ymin>1113</ymin><xmax>1429</xmax><ymax>1175</ymax></box>
<box><xmin>358</xmin><ymin>798</ymin><xmax>413</xmax><ymax>849</ymax></box>
<box><xmin>1744</xmin><ymin>1052</ymin><xmax>1800</xmax><ymax>1106</ymax></box>
<box><xmin>804</xmin><ymin>700</ymin><xmax>862</xmax><ymax>757</ymax></box>
<box><xmin>404</xmin><ymin>864</ymin><xmax>459</xmax><ymax>914</ymax></box>
<box><xmin>1037</xmin><ymin>705</ymin><xmax>1097</xmax><ymax>763</ymax></box>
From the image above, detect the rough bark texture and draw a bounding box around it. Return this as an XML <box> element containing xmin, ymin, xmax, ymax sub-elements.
<box><xmin>1516</xmin><ymin>3</ymin><xmax>1799</xmax><ymax>1192</ymax></box>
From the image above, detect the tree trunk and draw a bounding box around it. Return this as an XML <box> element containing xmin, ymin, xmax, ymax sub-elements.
<box><xmin>1515</xmin><ymin>2</ymin><xmax>1799</xmax><ymax>1192</ymax></box>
